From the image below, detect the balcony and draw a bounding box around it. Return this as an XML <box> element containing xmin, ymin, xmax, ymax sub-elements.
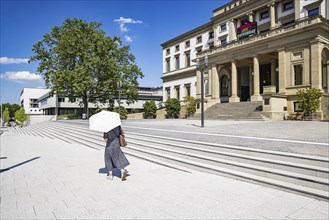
<box><xmin>199</xmin><ymin>15</ymin><xmax>329</xmax><ymax>58</ymax></box>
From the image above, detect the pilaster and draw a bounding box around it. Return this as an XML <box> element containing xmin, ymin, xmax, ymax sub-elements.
<box><xmin>278</xmin><ymin>48</ymin><xmax>287</xmax><ymax>94</ymax></box>
<box><xmin>229</xmin><ymin>60</ymin><xmax>240</xmax><ymax>103</ymax></box>
<box><xmin>310</xmin><ymin>40</ymin><xmax>323</xmax><ymax>90</ymax></box>
<box><xmin>294</xmin><ymin>0</ymin><xmax>300</xmax><ymax>20</ymax></box>
<box><xmin>270</xmin><ymin>59</ymin><xmax>277</xmax><ymax>90</ymax></box>
<box><xmin>268</xmin><ymin>2</ymin><xmax>276</xmax><ymax>29</ymax></box>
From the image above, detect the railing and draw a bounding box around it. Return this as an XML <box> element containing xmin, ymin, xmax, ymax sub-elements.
<box><xmin>199</xmin><ymin>15</ymin><xmax>329</xmax><ymax>57</ymax></box>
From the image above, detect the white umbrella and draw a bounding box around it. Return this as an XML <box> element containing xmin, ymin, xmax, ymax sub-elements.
<box><xmin>89</xmin><ymin>110</ymin><xmax>121</xmax><ymax>132</ymax></box>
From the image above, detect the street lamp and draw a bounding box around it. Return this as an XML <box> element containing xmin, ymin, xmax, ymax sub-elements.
<box><xmin>117</xmin><ymin>81</ymin><xmax>122</xmax><ymax>116</ymax></box>
<box><xmin>196</xmin><ymin>55</ymin><xmax>208</xmax><ymax>127</ymax></box>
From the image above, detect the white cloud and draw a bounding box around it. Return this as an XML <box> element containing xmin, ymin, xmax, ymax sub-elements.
<box><xmin>0</xmin><ymin>57</ymin><xmax>29</xmax><ymax>64</ymax></box>
<box><xmin>114</xmin><ymin>17</ymin><xmax>143</xmax><ymax>33</ymax></box>
<box><xmin>0</xmin><ymin>71</ymin><xmax>41</xmax><ymax>82</ymax></box>
<box><xmin>125</xmin><ymin>35</ymin><xmax>133</xmax><ymax>42</ymax></box>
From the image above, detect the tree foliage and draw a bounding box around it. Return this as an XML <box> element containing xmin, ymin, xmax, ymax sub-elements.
<box><xmin>113</xmin><ymin>107</ymin><xmax>128</xmax><ymax>120</ymax></box>
<box><xmin>143</xmin><ymin>101</ymin><xmax>157</xmax><ymax>119</ymax></box>
<box><xmin>1</xmin><ymin>103</ymin><xmax>20</xmax><ymax>118</ymax></box>
<box><xmin>29</xmin><ymin>18</ymin><xmax>143</xmax><ymax>115</ymax></box>
<box><xmin>183</xmin><ymin>96</ymin><xmax>196</xmax><ymax>117</ymax></box>
<box><xmin>14</xmin><ymin>107</ymin><xmax>27</xmax><ymax>123</ymax></box>
<box><xmin>3</xmin><ymin>108</ymin><xmax>10</xmax><ymax>123</ymax></box>
<box><xmin>296</xmin><ymin>88</ymin><xmax>323</xmax><ymax>113</ymax></box>
<box><xmin>165</xmin><ymin>98</ymin><xmax>180</xmax><ymax>118</ymax></box>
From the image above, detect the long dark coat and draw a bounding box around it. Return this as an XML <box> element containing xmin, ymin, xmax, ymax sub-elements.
<box><xmin>103</xmin><ymin>126</ymin><xmax>130</xmax><ymax>171</ymax></box>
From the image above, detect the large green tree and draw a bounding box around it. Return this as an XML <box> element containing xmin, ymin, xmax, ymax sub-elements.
<box><xmin>29</xmin><ymin>18</ymin><xmax>143</xmax><ymax>116</ymax></box>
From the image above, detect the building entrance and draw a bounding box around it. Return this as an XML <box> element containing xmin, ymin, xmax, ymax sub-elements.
<box><xmin>260</xmin><ymin>63</ymin><xmax>271</xmax><ymax>94</ymax></box>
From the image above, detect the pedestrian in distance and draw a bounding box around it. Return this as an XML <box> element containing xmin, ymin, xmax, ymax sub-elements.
<box><xmin>103</xmin><ymin>125</ymin><xmax>130</xmax><ymax>181</ymax></box>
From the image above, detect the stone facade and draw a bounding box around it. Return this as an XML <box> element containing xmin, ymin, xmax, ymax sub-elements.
<box><xmin>161</xmin><ymin>0</ymin><xmax>329</xmax><ymax>120</ymax></box>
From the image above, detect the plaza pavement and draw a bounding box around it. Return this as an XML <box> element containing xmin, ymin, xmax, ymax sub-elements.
<box><xmin>1</xmin><ymin>120</ymin><xmax>329</xmax><ymax>220</ymax></box>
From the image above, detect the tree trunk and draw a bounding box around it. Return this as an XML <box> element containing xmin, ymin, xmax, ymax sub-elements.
<box><xmin>82</xmin><ymin>95</ymin><xmax>88</xmax><ymax>115</ymax></box>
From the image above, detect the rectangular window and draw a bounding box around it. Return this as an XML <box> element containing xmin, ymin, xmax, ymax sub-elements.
<box><xmin>294</xmin><ymin>102</ymin><xmax>302</xmax><ymax>112</ymax></box>
<box><xmin>283</xmin><ymin>1</ymin><xmax>294</xmax><ymax>11</ymax></box>
<box><xmin>241</xmin><ymin>18</ymin><xmax>249</xmax><ymax>25</ymax></box>
<box><xmin>204</xmin><ymin>79</ymin><xmax>209</xmax><ymax>95</ymax></box>
<box><xmin>221</xmin><ymin>39</ymin><xmax>227</xmax><ymax>46</ymax></box>
<box><xmin>185</xmin><ymin>41</ymin><xmax>190</xmax><ymax>48</ymax></box>
<box><xmin>221</xmin><ymin>24</ymin><xmax>226</xmax><ymax>31</ymax></box>
<box><xmin>260</xmin><ymin>10</ymin><xmax>269</xmax><ymax>19</ymax></box>
<box><xmin>166</xmin><ymin>48</ymin><xmax>170</xmax><ymax>55</ymax></box>
<box><xmin>185</xmin><ymin>53</ymin><xmax>190</xmax><ymax>67</ymax></box>
<box><xmin>175</xmin><ymin>45</ymin><xmax>180</xmax><ymax>52</ymax></box>
<box><xmin>166</xmin><ymin>87</ymin><xmax>171</xmax><ymax>99</ymax></box>
<box><xmin>175</xmin><ymin>87</ymin><xmax>180</xmax><ymax>100</ymax></box>
<box><xmin>175</xmin><ymin>56</ymin><xmax>180</xmax><ymax>70</ymax></box>
<box><xmin>58</xmin><ymin>97</ymin><xmax>65</xmax><ymax>102</ymax></box>
<box><xmin>209</xmin><ymin>31</ymin><xmax>214</xmax><ymax>39</ymax></box>
<box><xmin>196</xmin><ymin>36</ymin><xmax>202</xmax><ymax>44</ymax></box>
<box><xmin>185</xmin><ymin>85</ymin><xmax>191</xmax><ymax>97</ymax></box>
<box><xmin>308</xmin><ymin>8</ymin><xmax>319</xmax><ymax>17</ymax></box>
<box><xmin>166</xmin><ymin>59</ymin><xmax>170</xmax><ymax>72</ymax></box>
<box><xmin>294</xmin><ymin>65</ymin><xmax>303</xmax><ymax>85</ymax></box>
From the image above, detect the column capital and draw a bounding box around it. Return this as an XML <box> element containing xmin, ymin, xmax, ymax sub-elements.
<box><xmin>253</xmin><ymin>54</ymin><xmax>259</xmax><ymax>58</ymax></box>
<box><xmin>246</xmin><ymin>11</ymin><xmax>254</xmax><ymax>16</ymax></box>
<box><xmin>277</xmin><ymin>47</ymin><xmax>285</xmax><ymax>52</ymax></box>
<box><xmin>267</xmin><ymin>1</ymin><xmax>276</xmax><ymax>7</ymax></box>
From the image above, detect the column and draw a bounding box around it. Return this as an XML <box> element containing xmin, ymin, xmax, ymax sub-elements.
<box><xmin>249</xmin><ymin>65</ymin><xmax>253</xmax><ymax>100</ymax></box>
<box><xmin>229</xmin><ymin>19</ymin><xmax>237</xmax><ymax>42</ymax></box>
<box><xmin>196</xmin><ymin>70</ymin><xmax>201</xmax><ymax>98</ymax></box>
<box><xmin>271</xmin><ymin>59</ymin><xmax>277</xmax><ymax>88</ymax></box>
<box><xmin>247</xmin><ymin>11</ymin><xmax>254</xmax><ymax>22</ymax></box>
<box><xmin>214</xmin><ymin>25</ymin><xmax>219</xmax><ymax>46</ymax></box>
<box><xmin>278</xmin><ymin>48</ymin><xmax>287</xmax><ymax>94</ymax></box>
<box><xmin>294</xmin><ymin>0</ymin><xmax>300</xmax><ymax>20</ymax></box>
<box><xmin>229</xmin><ymin>60</ymin><xmax>240</xmax><ymax>102</ymax></box>
<box><xmin>208</xmin><ymin>69</ymin><xmax>212</xmax><ymax>97</ymax></box>
<box><xmin>310</xmin><ymin>40</ymin><xmax>323</xmax><ymax>90</ymax></box>
<box><xmin>251</xmin><ymin>55</ymin><xmax>262</xmax><ymax>101</ymax></box>
<box><xmin>212</xmin><ymin>65</ymin><xmax>220</xmax><ymax>100</ymax></box>
<box><xmin>327</xmin><ymin>61</ymin><xmax>329</xmax><ymax>92</ymax></box>
<box><xmin>269</xmin><ymin>2</ymin><xmax>276</xmax><ymax>29</ymax></box>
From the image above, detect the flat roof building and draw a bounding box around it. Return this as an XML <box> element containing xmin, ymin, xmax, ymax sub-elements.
<box><xmin>161</xmin><ymin>0</ymin><xmax>329</xmax><ymax>120</ymax></box>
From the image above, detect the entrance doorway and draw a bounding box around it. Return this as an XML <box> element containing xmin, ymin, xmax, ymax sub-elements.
<box><xmin>220</xmin><ymin>75</ymin><xmax>230</xmax><ymax>103</ymax></box>
<box><xmin>260</xmin><ymin>63</ymin><xmax>271</xmax><ymax>94</ymax></box>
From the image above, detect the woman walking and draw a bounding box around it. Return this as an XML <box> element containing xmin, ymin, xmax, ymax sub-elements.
<box><xmin>103</xmin><ymin>125</ymin><xmax>130</xmax><ymax>181</ymax></box>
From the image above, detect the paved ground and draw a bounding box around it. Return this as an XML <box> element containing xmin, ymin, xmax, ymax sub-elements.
<box><xmin>1</xmin><ymin>121</ymin><xmax>329</xmax><ymax>219</ymax></box>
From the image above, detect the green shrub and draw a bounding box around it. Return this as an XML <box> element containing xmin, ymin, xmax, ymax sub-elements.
<box><xmin>14</xmin><ymin>107</ymin><xmax>27</xmax><ymax>123</ymax></box>
<box><xmin>3</xmin><ymin>107</ymin><xmax>10</xmax><ymax>123</ymax></box>
<box><xmin>113</xmin><ymin>107</ymin><xmax>128</xmax><ymax>120</ymax></box>
<box><xmin>296</xmin><ymin>88</ymin><xmax>323</xmax><ymax>114</ymax></box>
<box><xmin>143</xmin><ymin>101</ymin><xmax>157</xmax><ymax>119</ymax></box>
<box><xmin>165</xmin><ymin>98</ymin><xmax>180</xmax><ymax>118</ymax></box>
<box><xmin>183</xmin><ymin>96</ymin><xmax>196</xmax><ymax>117</ymax></box>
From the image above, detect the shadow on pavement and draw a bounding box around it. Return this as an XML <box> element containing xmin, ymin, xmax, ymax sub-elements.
<box><xmin>0</xmin><ymin>156</ymin><xmax>41</xmax><ymax>173</ymax></box>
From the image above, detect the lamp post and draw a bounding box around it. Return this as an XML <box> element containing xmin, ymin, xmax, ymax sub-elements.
<box><xmin>196</xmin><ymin>55</ymin><xmax>208</xmax><ymax>128</ymax></box>
<box><xmin>117</xmin><ymin>81</ymin><xmax>122</xmax><ymax>116</ymax></box>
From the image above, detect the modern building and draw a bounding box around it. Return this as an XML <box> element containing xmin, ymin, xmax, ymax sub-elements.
<box><xmin>161</xmin><ymin>0</ymin><xmax>329</xmax><ymax>120</ymax></box>
<box><xmin>37</xmin><ymin>86</ymin><xmax>163</xmax><ymax>116</ymax></box>
<box><xmin>20</xmin><ymin>88</ymin><xmax>51</xmax><ymax>115</ymax></box>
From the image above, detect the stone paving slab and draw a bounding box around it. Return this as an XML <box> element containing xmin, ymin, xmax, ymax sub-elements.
<box><xmin>1</xmin><ymin>131</ymin><xmax>328</xmax><ymax>219</ymax></box>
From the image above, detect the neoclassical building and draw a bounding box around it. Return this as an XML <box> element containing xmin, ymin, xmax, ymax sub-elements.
<box><xmin>161</xmin><ymin>0</ymin><xmax>329</xmax><ymax>120</ymax></box>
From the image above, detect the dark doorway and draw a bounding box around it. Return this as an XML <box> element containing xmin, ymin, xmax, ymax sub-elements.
<box><xmin>260</xmin><ymin>63</ymin><xmax>271</xmax><ymax>94</ymax></box>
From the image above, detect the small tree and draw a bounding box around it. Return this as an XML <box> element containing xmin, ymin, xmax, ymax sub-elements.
<box><xmin>14</xmin><ymin>107</ymin><xmax>27</xmax><ymax>124</ymax></box>
<box><xmin>183</xmin><ymin>96</ymin><xmax>196</xmax><ymax>117</ymax></box>
<box><xmin>143</xmin><ymin>101</ymin><xmax>157</xmax><ymax>119</ymax></box>
<box><xmin>165</xmin><ymin>98</ymin><xmax>180</xmax><ymax>119</ymax></box>
<box><xmin>3</xmin><ymin>107</ymin><xmax>10</xmax><ymax>123</ymax></box>
<box><xmin>113</xmin><ymin>107</ymin><xmax>128</xmax><ymax>120</ymax></box>
<box><xmin>296</xmin><ymin>88</ymin><xmax>323</xmax><ymax>120</ymax></box>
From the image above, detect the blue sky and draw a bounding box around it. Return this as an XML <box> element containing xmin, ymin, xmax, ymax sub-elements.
<box><xmin>1</xmin><ymin>0</ymin><xmax>230</xmax><ymax>104</ymax></box>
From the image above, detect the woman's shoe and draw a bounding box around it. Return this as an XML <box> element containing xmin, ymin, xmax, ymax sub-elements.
<box><xmin>107</xmin><ymin>173</ymin><xmax>113</xmax><ymax>180</ymax></box>
<box><xmin>121</xmin><ymin>170</ymin><xmax>127</xmax><ymax>181</ymax></box>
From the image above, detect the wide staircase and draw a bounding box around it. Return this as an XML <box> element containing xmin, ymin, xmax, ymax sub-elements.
<box><xmin>6</xmin><ymin>121</ymin><xmax>329</xmax><ymax>200</ymax></box>
<box><xmin>195</xmin><ymin>101</ymin><xmax>267</xmax><ymax>120</ymax></box>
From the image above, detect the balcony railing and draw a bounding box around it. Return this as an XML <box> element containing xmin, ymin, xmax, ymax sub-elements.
<box><xmin>199</xmin><ymin>15</ymin><xmax>329</xmax><ymax>58</ymax></box>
